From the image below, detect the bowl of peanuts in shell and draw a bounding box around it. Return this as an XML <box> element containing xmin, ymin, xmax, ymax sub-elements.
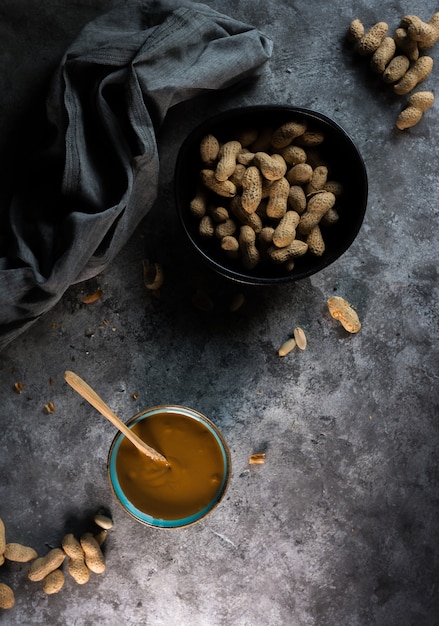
<box><xmin>175</xmin><ymin>105</ymin><xmax>368</xmax><ymax>285</ymax></box>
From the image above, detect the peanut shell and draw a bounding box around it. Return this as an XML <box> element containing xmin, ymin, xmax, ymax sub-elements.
<box><xmin>0</xmin><ymin>583</ymin><xmax>15</xmax><ymax>609</ymax></box>
<box><xmin>327</xmin><ymin>296</ymin><xmax>361</xmax><ymax>333</ymax></box>
<box><xmin>4</xmin><ymin>542</ymin><xmax>38</xmax><ymax>563</ymax></box>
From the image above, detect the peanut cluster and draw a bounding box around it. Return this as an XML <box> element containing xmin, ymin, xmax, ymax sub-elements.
<box><xmin>0</xmin><ymin>512</ymin><xmax>111</xmax><ymax>608</ymax></box>
<box><xmin>348</xmin><ymin>12</ymin><xmax>438</xmax><ymax>129</ymax></box>
<box><xmin>189</xmin><ymin>120</ymin><xmax>344</xmax><ymax>275</ymax></box>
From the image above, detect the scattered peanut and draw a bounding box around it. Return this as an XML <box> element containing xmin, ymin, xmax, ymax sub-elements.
<box><xmin>209</xmin><ymin>205</ymin><xmax>229</xmax><ymax>223</ymax></box>
<box><xmin>215</xmin><ymin>141</ymin><xmax>242</xmax><ymax>182</ymax></box>
<box><xmin>294</xmin><ymin>327</ymin><xmax>307</xmax><ymax>350</ymax></box>
<box><xmin>82</xmin><ymin>289</ymin><xmax>103</xmax><ymax>304</ymax></box>
<box><xmin>42</xmin><ymin>569</ymin><xmax>65</xmax><ymax>595</ymax></box>
<box><xmin>294</xmin><ymin>130</ymin><xmax>325</xmax><ymax>147</ymax></box>
<box><xmin>62</xmin><ymin>534</ymin><xmax>90</xmax><ymax>585</ymax></box>
<box><xmin>93</xmin><ymin>514</ymin><xmax>113</xmax><ymax>531</ymax></box>
<box><xmin>306</xmin><ymin>225</ymin><xmax>326</xmax><ymax>256</ymax></box>
<box><xmin>94</xmin><ymin>530</ymin><xmax>108</xmax><ymax>547</ymax></box>
<box><xmin>323</xmin><ymin>180</ymin><xmax>344</xmax><ymax>197</ymax></box>
<box><xmin>254</xmin><ymin>152</ymin><xmax>287</xmax><ymax>181</ymax></box>
<box><xmin>396</xmin><ymin>91</ymin><xmax>435</xmax><ymax>129</ymax></box>
<box><xmin>287</xmin><ymin>185</ymin><xmax>307</xmax><ymax>214</ymax></box>
<box><xmin>278</xmin><ymin>337</ymin><xmax>296</xmax><ymax>356</ymax></box>
<box><xmin>215</xmin><ymin>218</ymin><xmax>237</xmax><ymax>239</ymax></box>
<box><xmin>393</xmin><ymin>28</ymin><xmax>419</xmax><ymax>62</ymax></box>
<box><xmin>401</xmin><ymin>13</ymin><xmax>439</xmax><ymax>50</ymax></box>
<box><xmin>230</xmin><ymin>163</ymin><xmax>247</xmax><ymax>186</ymax></box>
<box><xmin>266</xmin><ymin>177</ymin><xmax>290</xmax><ymax>220</ymax></box>
<box><xmin>305</xmin><ymin>165</ymin><xmax>328</xmax><ymax>195</ymax></box>
<box><xmin>230</xmin><ymin>195</ymin><xmax>263</xmax><ymax>232</ymax></box>
<box><xmin>347</xmin><ymin>18</ymin><xmax>365</xmax><ymax>43</ymax></box>
<box><xmin>239</xmin><ymin>225</ymin><xmax>260</xmax><ymax>270</ymax></box>
<box><xmin>28</xmin><ymin>548</ymin><xmax>66</xmax><ymax>582</ymax></box>
<box><xmin>43</xmin><ymin>401</ymin><xmax>55</xmax><ymax>414</ymax></box>
<box><xmin>199</xmin><ymin>214</ymin><xmax>215</xmax><ymax>239</ymax></box>
<box><xmin>280</xmin><ymin>144</ymin><xmax>307</xmax><ymax>165</ymax></box>
<box><xmin>370</xmin><ymin>36</ymin><xmax>396</xmax><ymax>73</ymax></box>
<box><xmin>200</xmin><ymin>134</ymin><xmax>220</xmax><ymax>165</ymax></box>
<box><xmin>221</xmin><ymin>235</ymin><xmax>240</xmax><ymax>259</ymax></box>
<box><xmin>200</xmin><ymin>169</ymin><xmax>236</xmax><ymax>198</ymax></box>
<box><xmin>327</xmin><ymin>296</ymin><xmax>361</xmax><ymax>333</ymax></box>
<box><xmin>258</xmin><ymin>226</ymin><xmax>275</xmax><ymax>255</ymax></box>
<box><xmin>80</xmin><ymin>533</ymin><xmax>106</xmax><ymax>575</ymax></box>
<box><xmin>241</xmin><ymin>165</ymin><xmax>263</xmax><ymax>213</ymax></box>
<box><xmin>4</xmin><ymin>542</ymin><xmax>38</xmax><ymax>563</ymax></box>
<box><xmin>286</xmin><ymin>163</ymin><xmax>313</xmax><ymax>186</ymax></box>
<box><xmin>237</xmin><ymin>149</ymin><xmax>255</xmax><ymax>166</ymax></box>
<box><xmin>143</xmin><ymin>260</ymin><xmax>164</xmax><ymax>291</ymax></box>
<box><xmin>249</xmin><ymin>453</ymin><xmax>266</xmax><ymax>465</ymax></box>
<box><xmin>393</xmin><ymin>55</ymin><xmax>433</xmax><ymax>95</ymax></box>
<box><xmin>357</xmin><ymin>22</ymin><xmax>389</xmax><ymax>56</ymax></box>
<box><xmin>382</xmin><ymin>54</ymin><xmax>410</xmax><ymax>83</ymax></box>
<box><xmin>271</xmin><ymin>120</ymin><xmax>307</xmax><ymax>149</ymax></box>
<box><xmin>13</xmin><ymin>381</ymin><xmax>24</xmax><ymax>394</ymax></box>
<box><xmin>189</xmin><ymin>187</ymin><xmax>208</xmax><ymax>218</ymax></box>
<box><xmin>272</xmin><ymin>211</ymin><xmax>300</xmax><ymax>248</ymax></box>
<box><xmin>0</xmin><ymin>583</ymin><xmax>15</xmax><ymax>610</ymax></box>
<box><xmin>0</xmin><ymin>517</ymin><xmax>5</xmax><ymax>556</ymax></box>
<box><xmin>267</xmin><ymin>239</ymin><xmax>308</xmax><ymax>264</ymax></box>
<box><xmin>297</xmin><ymin>191</ymin><xmax>336</xmax><ymax>236</ymax></box>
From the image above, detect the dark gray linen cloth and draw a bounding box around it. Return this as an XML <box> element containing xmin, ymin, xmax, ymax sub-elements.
<box><xmin>0</xmin><ymin>0</ymin><xmax>272</xmax><ymax>351</ymax></box>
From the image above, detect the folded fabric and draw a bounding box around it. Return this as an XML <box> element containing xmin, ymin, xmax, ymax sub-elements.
<box><xmin>0</xmin><ymin>0</ymin><xmax>273</xmax><ymax>350</ymax></box>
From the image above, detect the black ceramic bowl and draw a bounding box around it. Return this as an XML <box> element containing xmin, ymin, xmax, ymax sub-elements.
<box><xmin>175</xmin><ymin>105</ymin><xmax>368</xmax><ymax>285</ymax></box>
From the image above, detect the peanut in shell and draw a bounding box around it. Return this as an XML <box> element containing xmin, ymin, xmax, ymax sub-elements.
<box><xmin>327</xmin><ymin>296</ymin><xmax>361</xmax><ymax>333</ymax></box>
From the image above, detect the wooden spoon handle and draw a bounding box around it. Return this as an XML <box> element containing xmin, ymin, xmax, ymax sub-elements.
<box><xmin>64</xmin><ymin>371</ymin><xmax>169</xmax><ymax>466</ymax></box>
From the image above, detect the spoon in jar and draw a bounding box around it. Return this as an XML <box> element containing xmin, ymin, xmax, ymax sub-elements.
<box><xmin>64</xmin><ymin>371</ymin><xmax>169</xmax><ymax>467</ymax></box>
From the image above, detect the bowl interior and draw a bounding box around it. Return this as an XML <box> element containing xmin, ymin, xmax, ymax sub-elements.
<box><xmin>107</xmin><ymin>405</ymin><xmax>231</xmax><ymax>529</ymax></box>
<box><xmin>175</xmin><ymin>105</ymin><xmax>368</xmax><ymax>285</ymax></box>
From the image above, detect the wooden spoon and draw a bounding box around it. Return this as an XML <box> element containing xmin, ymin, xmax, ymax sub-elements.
<box><xmin>64</xmin><ymin>371</ymin><xmax>169</xmax><ymax>467</ymax></box>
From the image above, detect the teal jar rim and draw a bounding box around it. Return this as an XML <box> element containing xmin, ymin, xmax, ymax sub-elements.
<box><xmin>107</xmin><ymin>405</ymin><xmax>231</xmax><ymax>528</ymax></box>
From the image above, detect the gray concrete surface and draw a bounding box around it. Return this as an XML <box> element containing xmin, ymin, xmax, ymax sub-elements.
<box><xmin>1</xmin><ymin>1</ymin><xmax>438</xmax><ymax>624</ymax></box>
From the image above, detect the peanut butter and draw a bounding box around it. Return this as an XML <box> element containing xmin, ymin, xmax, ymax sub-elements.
<box><xmin>115</xmin><ymin>410</ymin><xmax>226</xmax><ymax>520</ymax></box>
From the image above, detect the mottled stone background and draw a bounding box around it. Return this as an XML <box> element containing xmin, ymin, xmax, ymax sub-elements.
<box><xmin>0</xmin><ymin>1</ymin><xmax>438</xmax><ymax>624</ymax></box>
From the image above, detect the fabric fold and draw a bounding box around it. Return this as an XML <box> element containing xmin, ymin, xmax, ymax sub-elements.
<box><xmin>0</xmin><ymin>0</ymin><xmax>273</xmax><ymax>350</ymax></box>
